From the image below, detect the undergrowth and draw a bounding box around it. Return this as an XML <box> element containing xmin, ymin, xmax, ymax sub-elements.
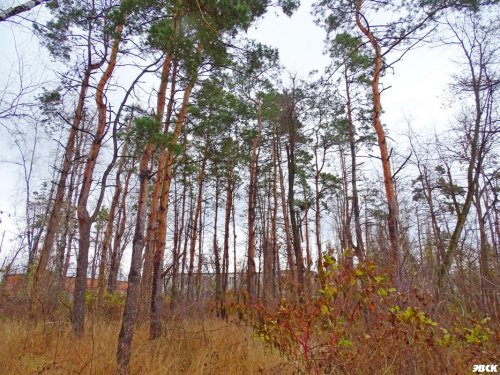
<box><xmin>243</xmin><ymin>255</ymin><xmax>499</xmax><ymax>374</ymax></box>
<box><xmin>1</xmin><ymin>258</ymin><xmax>498</xmax><ymax>374</ymax></box>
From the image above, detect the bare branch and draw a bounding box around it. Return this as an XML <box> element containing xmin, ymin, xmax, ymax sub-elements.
<box><xmin>0</xmin><ymin>0</ymin><xmax>47</xmax><ymax>22</ymax></box>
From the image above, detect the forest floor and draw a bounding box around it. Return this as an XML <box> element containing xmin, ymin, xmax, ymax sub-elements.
<box><xmin>0</xmin><ymin>317</ymin><xmax>292</xmax><ymax>374</ymax></box>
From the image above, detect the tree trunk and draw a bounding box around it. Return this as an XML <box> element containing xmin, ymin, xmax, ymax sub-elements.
<box><xmin>302</xmin><ymin>180</ymin><xmax>312</xmax><ymax>291</ymax></box>
<box><xmin>345</xmin><ymin>69</ymin><xmax>364</xmax><ymax>259</ymax></box>
<box><xmin>263</xmin><ymin>168</ymin><xmax>275</xmax><ymax>306</ymax></box>
<box><xmin>108</xmin><ymin>162</ymin><xmax>133</xmax><ymax>292</ymax></box>
<box><xmin>277</xmin><ymin>137</ymin><xmax>295</xmax><ymax>285</ymax></box>
<box><xmin>212</xmin><ymin>174</ymin><xmax>223</xmax><ymax>316</ymax></box>
<box><xmin>232</xmin><ymin>197</ymin><xmax>238</xmax><ymax>296</ymax></box>
<box><xmin>195</xmin><ymin>203</ymin><xmax>205</xmax><ymax>300</ymax></box>
<box><xmin>116</xmin><ymin>143</ymin><xmax>152</xmax><ymax>373</ymax></box>
<box><xmin>117</xmin><ymin>49</ymin><xmax>173</xmax><ymax>372</ymax></box>
<box><xmin>287</xmin><ymin>144</ymin><xmax>305</xmax><ymax>296</ymax></box>
<box><xmin>222</xmin><ymin>165</ymin><xmax>234</xmax><ymax>295</ymax></box>
<box><xmin>283</xmin><ymin>92</ymin><xmax>305</xmax><ymax>296</ymax></box>
<box><xmin>339</xmin><ymin>145</ymin><xmax>353</xmax><ymax>256</ymax></box>
<box><xmin>271</xmin><ymin>130</ymin><xmax>279</xmax><ymax>300</ymax></box>
<box><xmin>0</xmin><ymin>0</ymin><xmax>48</xmax><ymax>22</ymax></box>
<box><xmin>140</xmin><ymin>56</ymin><xmax>176</xmax><ymax>316</ymax></box>
<box><xmin>73</xmin><ymin>24</ymin><xmax>124</xmax><ymax>337</ymax></box>
<box><xmin>34</xmin><ymin>63</ymin><xmax>94</xmax><ymax>293</ymax></box>
<box><xmin>187</xmin><ymin>154</ymin><xmax>206</xmax><ymax>302</ymax></box>
<box><xmin>150</xmin><ymin>73</ymin><xmax>196</xmax><ymax>339</ymax></box>
<box><xmin>246</xmin><ymin>100</ymin><xmax>262</xmax><ymax>304</ymax></box>
<box><xmin>171</xmin><ymin>140</ymin><xmax>188</xmax><ymax>308</ymax></box>
<box><xmin>180</xmin><ymin>189</ymin><xmax>194</xmax><ymax>297</ymax></box>
<box><xmin>56</xmin><ymin>135</ymin><xmax>83</xmax><ymax>279</ymax></box>
<box><xmin>90</xmin><ymin>224</ymin><xmax>102</xmax><ymax>289</ymax></box>
<box><xmin>313</xmin><ymin>135</ymin><xmax>327</xmax><ymax>273</ymax></box>
<box><xmin>97</xmin><ymin>141</ymin><xmax>128</xmax><ymax>304</ymax></box>
<box><xmin>355</xmin><ymin>6</ymin><xmax>401</xmax><ymax>288</ymax></box>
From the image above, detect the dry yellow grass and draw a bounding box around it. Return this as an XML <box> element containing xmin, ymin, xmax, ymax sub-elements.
<box><xmin>0</xmin><ymin>318</ymin><xmax>292</xmax><ymax>374</ymax></box>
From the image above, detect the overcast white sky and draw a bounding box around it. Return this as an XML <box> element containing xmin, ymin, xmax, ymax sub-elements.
<box><xmin>0</xmin><ymin>0</ymin><xmax>461</xmax><ymax>263</ymax></box>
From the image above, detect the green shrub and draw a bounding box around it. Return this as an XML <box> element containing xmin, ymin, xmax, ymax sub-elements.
<box><xmin>246</xmin><ymin>254</ymin><xmax>499</xmax><ymax>374</ymax></box>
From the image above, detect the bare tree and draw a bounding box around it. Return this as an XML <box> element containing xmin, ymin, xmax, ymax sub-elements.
<box><xmin>437</xmin><ymin>13</ymin><xmax>499</xmax><ymax>291</ymax></box>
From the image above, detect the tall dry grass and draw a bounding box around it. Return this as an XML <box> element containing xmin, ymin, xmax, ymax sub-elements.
<box><xmin>0</xmin><ymin>317</ymin><xmax>291</xmax><ymax>374</ymax></box>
